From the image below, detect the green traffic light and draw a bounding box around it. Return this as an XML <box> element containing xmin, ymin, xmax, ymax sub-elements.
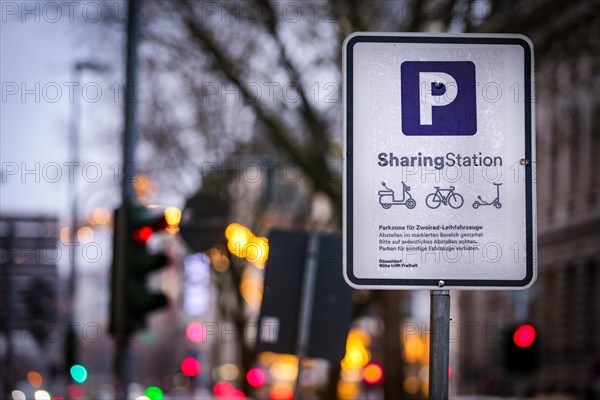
<box><xmin>145</xmin><ymin>386</ymin><xmax>163</xmax><ymax>400</ymax></box>
<box><xmin>69</xmin><ymin>364</ymin><xmax>88</xmax><ymax>383</ymax></box>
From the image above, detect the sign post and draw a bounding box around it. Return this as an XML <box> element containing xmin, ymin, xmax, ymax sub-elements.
<box><xmin>342</xmin><ymin>33</ymin><xmax>536</xmax><ymax>398</ymax></box>
<box><xmin>429</xmin><ymin>289</ymin><xmax>450</xmax><ymax>399</ymax></box>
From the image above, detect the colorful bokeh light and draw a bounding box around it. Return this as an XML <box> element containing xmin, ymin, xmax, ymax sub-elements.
<box><xmin>181</xmin><ymin>357</ymin><xmax>201</xmax><ymax>377</ymax></box>
<box><xmin>67</xmin><ymin>384</ymin><xmax>84</xmax><ymax>400</ymax></box>
<box><xmin>363</xmin><ymin>363</ymin><xmax>383</xmax><ymax>384</ymax></box>
<box><xmin>145</xmin><ymin>386</ymin><xmax>163</xmax><ymax>400</ymax></box>
<box><xmin>186</xmin><ymin>322</ymin><xmax>206</xmax><ymax>343</ymax></box>
<box><xmin>33</xmin><ymin>390</ymin><xmax>50</xmax><ymax>400</ymax></box>
<box><xmin>246</xmin><ymin>368</ymin><xmax>266</xmax><ymax>387</ymax></box>
<box><xmin>27</xmin><ymin>371</ymin><xmax>43</xmax><ymax>389</ymax></box>
<box><xmin>213</xmin><ymin>381</ymin><xmax>235</xmax><ymax>398</ymax></box>
<box><xmin>70</xmin><ymin>364</ymin><xmax>88</xmax><ymax>384</ymax></box>
<box><xmin>270</xmin><ymin>386</ymin><xmax>293</xmax><ymax>400</ymax></box>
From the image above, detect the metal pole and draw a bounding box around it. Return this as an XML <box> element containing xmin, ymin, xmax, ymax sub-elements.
<box><xmin>1</xmin><ymin>222</ymin><xmax>15</xmax><ymax>399</ymax></box>
<box><xmin>67</xmin><ymin>64</ymin><xmax>82</xmax><ymax>305</ymax></box>
<box><xmin>293</xmin><ymin>234</ymin><xmax>319</xmax><ymax>399</ymax></box>
<box><xmin>113</xmin><ymin>0</ymin><xmax>140</xmax><ymax>397</ymax></box>
<box><xmin>66</xmin><ymin>60</ymin><xmax>109</xmax><ymax>377</ymax></box>
<box><xmin>429</xmin><ymin>289</ymin><xmax>450</xmax><ymax>400</ymax></box>
<box><xmin>121</xmin><ymin>0</ymin><xmax>140</xmax><ymax>205</ymax></box>
<box><xmin>66</xmin><ymin>65</ymin><xmax>82</xmax><ymax>375</ymax></box>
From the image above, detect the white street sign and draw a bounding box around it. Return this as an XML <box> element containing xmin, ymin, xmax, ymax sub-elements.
<box><xmin>343</xmin><ymin>33</ymin><xmax>536</xmax><ymax>290</ymax></box>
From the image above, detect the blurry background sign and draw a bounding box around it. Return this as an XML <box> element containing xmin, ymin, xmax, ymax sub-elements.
<box><xmin>256</xmin><ymin>230</ymin><xmax>353</xmax><ymax>363</ymax></box>
<box><xmin>179</xmin><ymin>190</ymin><xmax>230</xmax><ymax>252</ymax></box>
<box><xmin>0</xmin><ymin>216</ymin><xmax>59</xmax><ymax>344</ymax></box>
<box><xmin>256</xmin><ymin>230</ymin><xmax>307</xmax><ymax>355</ymax></box>
<box><xmin>307</xmin><ymin>233</ymin><xmax>354</xmax><ymax>361</ymax></box>
<box><xmin>182</xmin><ymin>253</ymin><xmax>211</xmax><ymax>316</ymax></box>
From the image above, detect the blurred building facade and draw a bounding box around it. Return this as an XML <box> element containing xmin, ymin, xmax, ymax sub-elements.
<box><xmin>457</xmin><ymin>0</ymin><xmax>600</xmax><ymax>397</ymax></box>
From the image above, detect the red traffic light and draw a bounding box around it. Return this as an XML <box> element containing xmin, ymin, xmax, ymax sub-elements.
<box><xmin>133</xmin><ymin>226</ymin><xmax>154</xmax><ymax>244</ymax></box>
<box><xmin>513</xmin><ymin>324</ymin><xmax>536</xmax><ymax>348</ymax></box>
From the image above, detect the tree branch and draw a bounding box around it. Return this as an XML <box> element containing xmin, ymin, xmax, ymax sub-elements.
<box><xmin>255</xmin><ymin>0</ymin><xmax>333</xmax><ymax>179</ymax></box>
<box><xmin>178</xmin><ymin>0</ymin><xmax>341</xmax><ymax>206</ymax></box>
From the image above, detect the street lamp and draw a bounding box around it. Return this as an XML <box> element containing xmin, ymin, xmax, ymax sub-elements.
<box><xmin>66</xmin><ymin>60</ymin><xmax>110</xmax><ymax>373</ymax></box>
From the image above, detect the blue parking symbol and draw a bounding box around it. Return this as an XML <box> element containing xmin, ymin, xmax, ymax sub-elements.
<box><xmin>401</xmin><ymin>61</ymin><xmax>477</xmax><ymax>136</ymax></box>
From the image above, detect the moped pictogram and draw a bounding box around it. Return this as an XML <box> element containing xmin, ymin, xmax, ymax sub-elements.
<box><xmin>378</xmin><ymin>181</ymin><xmax>416</xmax><ymax>209</ymax></box>
<box><xmin>473</xmin><ymin>183</ymin><xmax>502</xmax><ymax>209</ymax></box>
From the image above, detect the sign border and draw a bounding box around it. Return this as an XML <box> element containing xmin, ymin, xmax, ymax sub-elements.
<box><xmin>342</xmin><ymin>33</ymin><xmax>536</xmax><ymax>290</ymax></box>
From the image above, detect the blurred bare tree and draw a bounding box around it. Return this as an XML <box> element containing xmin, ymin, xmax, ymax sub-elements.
<box><xmin>131</xmin><ymin>0</ymin><xmax>496</xmax><ymax>211</ymax></box>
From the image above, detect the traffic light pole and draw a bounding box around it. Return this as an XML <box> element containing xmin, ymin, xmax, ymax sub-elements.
<box><xmin>1</xmin><ymin>224</ymin><xmax>15</xmax><ymax>400</ymax></box>
<box><xmin>429</xmin><ymin>289</ymin><xmax>450</xmax><ymax>400</ymax></box>
<box><xmin>113</xmin><ymin>207</ymin><xmax>132</xmax><ymax>398</ymax></box>
<box><xmin>113</xmin><ymin>0</ymin><xmax>140</xmax><ymax>397</ymax></box>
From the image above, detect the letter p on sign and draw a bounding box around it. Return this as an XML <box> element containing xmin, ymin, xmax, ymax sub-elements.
<box><xmin>418</xmin><ymin>72</ymin><xmax>458</xmax><ymax>125</ymax></box>
<box><xmin>401</xmin><ymin>61</ymin><xmax>477</xmax><ymax>136</ymax></box>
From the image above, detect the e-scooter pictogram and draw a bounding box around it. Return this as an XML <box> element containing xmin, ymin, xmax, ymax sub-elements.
<box><xmin>378</xmin><ymin>181</ymin><xmax>416</xmax><ymax>209</ymax></box>
<box><xmin>473</xmin><ymin>183</ymin><xmax>502</xmax><ymax>209</ymax></box>
<box><xmin>425</xmin><ymin>186</ymin><xmax>464</xmax><ymax>209</ymax></box>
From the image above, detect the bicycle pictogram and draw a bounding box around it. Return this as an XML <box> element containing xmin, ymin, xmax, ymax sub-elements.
<box><xmin>425</xmin><ymin>186</ymin><xmax>464</xmax><ymax>209</ymax></box>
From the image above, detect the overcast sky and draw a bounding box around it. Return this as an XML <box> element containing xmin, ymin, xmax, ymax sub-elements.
<box><xmin>1</xmin><ymin>4</ymin><xmax>127</xmax><ymax>223</ymax></box>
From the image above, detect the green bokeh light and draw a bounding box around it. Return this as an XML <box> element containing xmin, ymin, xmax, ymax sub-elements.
<box><xmin>145</xmin><ymin>386</ymin><xmax>163</xmax><ymax>400</ymax></box>
<box><xmin>69</xmin><ymin>365</ymin><xmax>88</xmax><ymax>384</ymax></box>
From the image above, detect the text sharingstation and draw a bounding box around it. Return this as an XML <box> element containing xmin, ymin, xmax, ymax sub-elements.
<box><xmin>377</xmin><ymin>152</ymin><xmax>503</xmax><ymax>170</ymax></box>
